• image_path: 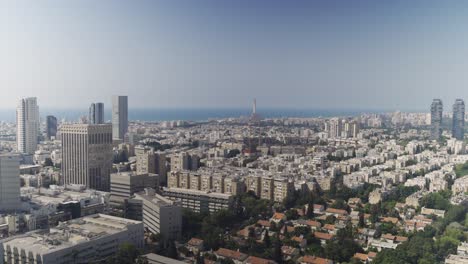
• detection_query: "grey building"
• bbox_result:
[0,154,20,212]
[110,171,159,207]
[112,95,128,140]
[430,99,443,140]
[46,115,58,140]
[89,102,104,124]
[452,99,465,140]
[61,124,113,191]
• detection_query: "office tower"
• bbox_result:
[0,214,144,264]
[16,97,40,154]
[0,154,20,212]
[46,115,58,140]
[89,102,104,124]
[112,95,128,140]
[61,124,113,191]
[452,99,465,140]
[430,99,443,140]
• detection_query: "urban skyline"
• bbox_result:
[3,2,468,264]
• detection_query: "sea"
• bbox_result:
[0,108,398,123]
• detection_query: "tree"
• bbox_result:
[272,233,283,263]
[264,231,271,248]
[44,158,54,167]
[161,240,178,259]
[114,243,140,264]
[227,149,240,158]
[306,200,315,218]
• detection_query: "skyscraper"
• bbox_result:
[16,97,40,154]
[61,124,113,191]
[112,96,128,140]
[430,99,443,140]
[0,154,20,212]
[89,102,104,124]
[452,99,465,140]
[46,115,58,140]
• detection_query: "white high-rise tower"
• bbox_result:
[17,97,40,154]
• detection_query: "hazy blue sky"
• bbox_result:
[1,1,468,111]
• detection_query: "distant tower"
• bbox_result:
[430,99,443,140]
[253,98,257,115]
[46,115,58,140]
[112,96,128,140]
[452,99,465,140]
[17,97,40,154]
[89,102,104,124]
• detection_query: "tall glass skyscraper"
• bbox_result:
[430,99,443,140]
[89,102,104,124]
[452,99,465,140]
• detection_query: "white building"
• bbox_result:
[17,98,40,154]
[132,188,182,240]
[0,214,144,264]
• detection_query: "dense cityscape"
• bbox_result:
[0,96,466,264]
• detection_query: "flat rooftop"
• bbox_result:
[0,214,141,255]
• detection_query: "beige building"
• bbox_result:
[135,146,167,184]
[61,124,113,191]
[273,178,295,202]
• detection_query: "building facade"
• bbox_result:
[0,154,20,212]
[61,124,113,191]
[17,97,39,154]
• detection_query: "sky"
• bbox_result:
[1,0,468,111]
